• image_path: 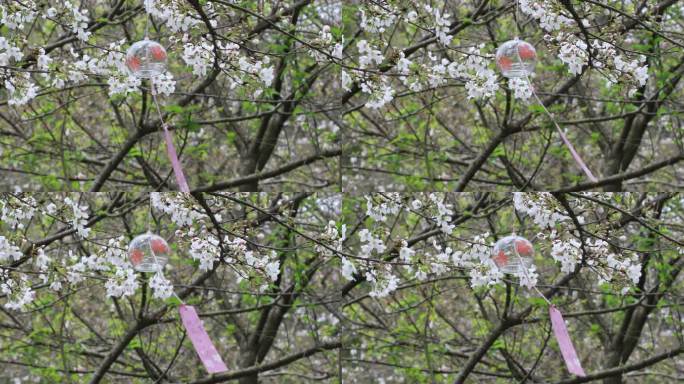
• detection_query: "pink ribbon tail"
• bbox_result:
[162,125,190,192]
[554,126,599,183]
[179,305,228,374]
[549,305,586,377]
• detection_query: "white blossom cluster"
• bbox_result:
[1,274,35,310]
[104,40,142,97]
[442,234,502,288]
[614,55,649,88]
[347,5,502,105]
[423,4,452,45]
[309,25,343,62]
[151,192,205,227]
[64,197,91,238]
[34,248,50,281]
[189,235,221,271]
[144,0,202,33]
[357,198,540,291]
[58,40,154,98]
[63,254,82,286]
[513,192,570,228]
[36,48,53,77]
[237,55,275,97]
[398,241,415,269]
[5,72,39,106]
[518,264,539,289]
[180,37,274,97]
[359,3,397,33]
[447,45,500,100]
[202,235,279,290]
[34,247,61,292]
[0,196,36,229]
[0,1,37,30]
[361,78,395,109]
[520,0,573,32]
[365,195,401,222]
[105,267,139,298]
[341,224,395,296]
[316,221,353,280]
[341,256,357,281]
[344,194,658,297]
[199,235,281,288]
[0,236,22,263]
[358,228,387,258]
[104,236,139,298]
[428,193,455,234]
[588,238,642,286]
[349,40,395,109]
[245,249,281,284]
[62,239,137,294]
[544,227,643,289]
[520,1,649,89]
[317,220,347,260]
[181,39,221,77]
[365,264,399,298]
[557,37,588,76]
[150,271,174,299]
[151,72,177,96]
[63,1,91,41]
[0,36,24,66]
[510,77,534,101]
[550,236,582,273]
[428,241,451,276]
[108,74,142,97]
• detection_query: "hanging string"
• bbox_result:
[144,13,150,40]
[512,42,599,182]
[512,243,551,304]
[525,79,598,182]
[515,0,521,35]
[512,244,586,377]
[150,83,191,192]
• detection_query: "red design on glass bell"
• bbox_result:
[491,235,535,274]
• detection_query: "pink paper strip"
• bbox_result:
[549,305,586,377]
[554,126,599,183]
[162,124,190,193]
[179,304,228,373]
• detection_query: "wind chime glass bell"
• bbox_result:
[128,233,170,272]
[496,38,537,78]
[125,39,167,78]
[491,235,534,274]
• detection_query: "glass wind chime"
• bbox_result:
[125,33,190,192]
[128,233,170,272]
[495,37,598,183]
[127,232,228,374]
[492,234,534,274]
[491,235,586,377]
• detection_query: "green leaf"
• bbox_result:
[165,295,182,307]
